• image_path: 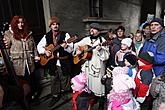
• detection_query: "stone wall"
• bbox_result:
[49,0,141,37]
[49,0,89,37]
[103,0,141,34]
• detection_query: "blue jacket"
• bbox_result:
[140,28,165,76]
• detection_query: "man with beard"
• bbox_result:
[37,16,73,107]
[73,23,109,110]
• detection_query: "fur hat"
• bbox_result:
[71,72,87,92]
[121,38,132,47]
[112,67,129,77]
[124,53,137,66]
[150,18,164,27]
[48,16,60,27]
[138,51,154,65]
[90,23,103,31]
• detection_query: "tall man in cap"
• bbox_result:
[73,23,109,110]
[140,18,165,76]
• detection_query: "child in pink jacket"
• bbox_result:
[107,67,140,110]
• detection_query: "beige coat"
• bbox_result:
[4,30,37,76]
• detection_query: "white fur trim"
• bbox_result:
[136,97,145,103]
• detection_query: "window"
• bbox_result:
[89,0,103,18]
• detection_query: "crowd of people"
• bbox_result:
[0,15,165,110]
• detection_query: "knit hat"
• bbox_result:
[138,51,154,65]
[142,22,150,29]
[112,67,129,77]
[150,18,164,27]
[124,53,137,66]
[71,72,87,92]
[90,23,103,31]
[121,38,132,47]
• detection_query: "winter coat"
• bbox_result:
[150,76,165,110]
[115,49,136,66]
[134,64,154,103]
[4,30,37,76]
[140,28,165,76]
[72,91,95,110]
[107,73,139,110]
[108,37,122,67]
[73,36,109,96]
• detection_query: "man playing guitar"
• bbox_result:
[73,23,109,110]
[37,16,74,107]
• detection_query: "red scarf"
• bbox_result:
[72,91,82,110]
[138,64,153,70]
[135,64,153,83]
[134,64,153,96]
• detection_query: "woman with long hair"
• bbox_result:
[4,15,39,110]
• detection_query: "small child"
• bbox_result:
[134,51,155,110]
[150,70,165,110]
[71,72,95,110]
[107,67,140,110]
[123,53,138,79]
[101,67,113,95]
[115,38,136,66]
[101,68,113,110]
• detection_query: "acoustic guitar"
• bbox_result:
[40,36,77,66]
[73,41,109,64]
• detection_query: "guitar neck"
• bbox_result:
[84,41,108,52]
[50,36,77,53]
[85,45,97,52]
[51,45,61,53]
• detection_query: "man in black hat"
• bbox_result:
[140,18,165,76]
[73,22,109,110]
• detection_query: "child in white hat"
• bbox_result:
[115,38,136,66]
